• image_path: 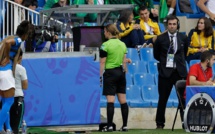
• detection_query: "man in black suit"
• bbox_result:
[153,15,188,129]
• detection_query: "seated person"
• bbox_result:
[185,50,215,98]
[116,10,145,48]
[186,17,214,64]
[131,0,158,22]
[135,5,161,46]
[73,0,97,22]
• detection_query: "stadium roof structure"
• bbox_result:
[39,4,135,26]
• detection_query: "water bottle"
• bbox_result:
[22,120,27,134]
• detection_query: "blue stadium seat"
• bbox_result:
[127,61,148,74]
[134,73,155,86]
[141,85,158,107]
[127,48,140,61]
[186,61,189,72]
[148,61,158,74]
[176,0,204,18]
[155,73,158,85]
[213,64,215,74]
[139,48,156,62]
[158,23,165,33]
[189,59,200,67]
[190,0,205,14]
[126,85,151,107]
[126,73,133,86]
[168,87,179,107]
[142,85,173,107]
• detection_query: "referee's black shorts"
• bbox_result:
[103,66,126,96]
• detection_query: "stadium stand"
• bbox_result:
[126,85,151,107]
[142,85,173,107]
[147,61,158,74]
[155,73,158,85]
[127,48,140,61]
[186,61,189,72]
[189,59,200,67]
[133,73,155,86]
[139,48,156,62]
[176,0,204,18]
[158,23,165,33]
[127,61,148,74]
[126,73,133,86]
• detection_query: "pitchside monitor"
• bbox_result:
[72,26,106,51]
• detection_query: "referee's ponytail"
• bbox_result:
[105,24,120,38]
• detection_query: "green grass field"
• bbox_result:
[28,127,188,134]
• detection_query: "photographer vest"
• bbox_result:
[0,36,21,76]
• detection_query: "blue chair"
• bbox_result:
[126,85,151,107]
[213,64,215,74]
[191,0,205,14]
[127,61,148,74]
[148,61,158,74]
[142,85,173,107]
[155,73,158,85]
[158,23,165,33]
[127,48,140,61]
[133,73,155,86]
[189,59,200,67]
[168,87,179,107]
[141,85,159,107]
[126,73,133,86]
[139,48,156,62]
[176,0,204,18]
[186,61,189,72]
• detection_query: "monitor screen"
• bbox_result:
[72,26,105,51]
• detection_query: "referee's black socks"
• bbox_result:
[121,103,128,127]
[107,102,114,128]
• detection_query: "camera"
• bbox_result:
[25,24,61,52]
[34,25,61,43]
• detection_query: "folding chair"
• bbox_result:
[172,80,186,131]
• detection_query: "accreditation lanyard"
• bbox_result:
[200,63,209,81]
[198,35,208,48]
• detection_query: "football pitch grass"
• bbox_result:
[28,127,188,134]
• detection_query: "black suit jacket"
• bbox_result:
[153,32,189,78]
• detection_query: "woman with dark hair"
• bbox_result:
[100,24,129,132]
[186,17,214,64]
[116,10,145,48]
[0,20,30,134]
